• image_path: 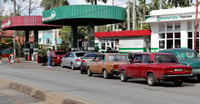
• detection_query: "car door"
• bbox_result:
[140,54,151,78]
[66,53,75,67]
[126,55,142,78]
[95,54,105,73]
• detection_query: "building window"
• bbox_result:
[101,43,105,50]
[188,21,193,30]
[167,22,173,31]
[175,33,181,48]
[159,23,165,32]
[159,40,165,49]
[175,21,180,31]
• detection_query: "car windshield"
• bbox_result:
[55,52,65,55]
[154,54,178,63]
[177,52,197,60]
[76,52,86,57]
[108,55,128,62]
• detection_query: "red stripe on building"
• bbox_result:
[95,30,151,37]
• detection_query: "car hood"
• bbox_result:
[179,58,200,69]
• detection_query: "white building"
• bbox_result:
[146,6,200,53]
[95,30,151,53]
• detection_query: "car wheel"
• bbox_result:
[61,61,64,68]
[80,70,84,74]
[87,67,92,76]
[196,76,200,80]
[120,70,127,82]
[147,73,157,86]
[103,70,109,79]
[174,81,183,86]
[71,63,74,70]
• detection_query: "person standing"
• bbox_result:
[9,52,14,65]
[47,48,51,67]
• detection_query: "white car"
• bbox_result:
[61,51,87,70]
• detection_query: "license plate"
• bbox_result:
[174,69,183,71]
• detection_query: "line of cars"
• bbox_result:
[40,48,200,86]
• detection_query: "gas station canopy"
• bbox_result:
[42,5,126,26]
[1,16,62,30]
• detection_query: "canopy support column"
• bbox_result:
[88,22,95,52]
[71,25,78,51]
[24,30,30,60]
[33,30,39,61]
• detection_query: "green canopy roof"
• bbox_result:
[42,5,126,26]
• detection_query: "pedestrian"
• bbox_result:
[9,52,14,65]
[47,48,51,67]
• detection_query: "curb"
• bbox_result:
[0,79,96,104]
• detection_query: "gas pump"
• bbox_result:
[33,48,38,61]
[24,48,30,60]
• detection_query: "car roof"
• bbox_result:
[135,52,175,56]
[159,48,195,53]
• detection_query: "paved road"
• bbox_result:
[0,62,200,104]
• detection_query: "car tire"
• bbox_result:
[174,81,183,86]
[61,61,64,68]
[196,76,200,80]
[71,63,74,70]
[80,70,84,74]
[103,70,109,79]
[120,70,127,82]
[147,73,157,86]
[87,67,92,76]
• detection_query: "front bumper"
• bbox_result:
[192,69,200,76]
[162,74,193,80]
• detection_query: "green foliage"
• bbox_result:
[41,0,69,10]
[38,48,47,56]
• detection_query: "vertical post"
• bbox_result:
[194,0,198,50]
[33,30,38,61]
[112,0,115,31]
[127,0,130,30]
[132,0,136,30]
[24,30,30,60]
[13,31,16,57]
[88,22,95,52]
[159,0,162,9]
[71,25,78,51]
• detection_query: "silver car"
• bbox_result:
[61,51,87,70]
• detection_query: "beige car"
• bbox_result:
[87,53,129,79]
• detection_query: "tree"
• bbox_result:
[86,0,108,5]
[168,0,192,7]
[41,0,69,10]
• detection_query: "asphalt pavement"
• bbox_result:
[0,59,200,104]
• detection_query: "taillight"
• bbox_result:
[185,68,192,73]
[165,68,174,74]
[113,65,119,69]
[76,59,81,62]
[81,60,86,63]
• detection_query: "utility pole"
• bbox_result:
[127,0,130,30]
[132,0,136,30]
[194,0,198,51]
[13,0,16,57]
[159,0,162,9]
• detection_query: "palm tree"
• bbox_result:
[168,0,192,7]
[86,0,108,5]
[41,0,69,10]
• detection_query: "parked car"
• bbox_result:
[119,53,193,86]
[160,48,200,80]
[87,53,129,79]
[51,50,66,66]
[0,49,12,58]
[61,51,87,70]
[80,53,101,74]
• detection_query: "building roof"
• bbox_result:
[95,30,151,38]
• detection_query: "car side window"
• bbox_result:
[69,53,74,58]
[142,55,150,63]
[133,55,142,63]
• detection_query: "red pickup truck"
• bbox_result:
[119,53,193,86]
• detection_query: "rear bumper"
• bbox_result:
[162,74,193,80]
